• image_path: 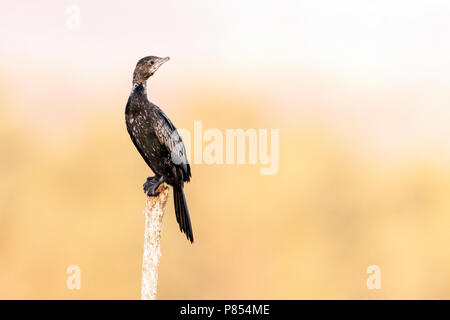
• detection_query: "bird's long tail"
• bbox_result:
[173,185,194,243]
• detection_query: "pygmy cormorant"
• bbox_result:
[125,56,193,243]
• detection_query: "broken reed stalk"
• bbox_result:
[141,183,169,300]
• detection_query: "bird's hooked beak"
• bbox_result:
[153,56,170,71]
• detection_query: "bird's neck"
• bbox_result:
[132,81,147,95]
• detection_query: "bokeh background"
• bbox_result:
[1,0,449,299]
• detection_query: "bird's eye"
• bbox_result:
[150,61,155,65]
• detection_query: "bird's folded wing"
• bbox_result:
[153,107,190,178]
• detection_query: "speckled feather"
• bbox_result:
[125,85,190,183]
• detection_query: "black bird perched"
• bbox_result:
[125,56,193,243]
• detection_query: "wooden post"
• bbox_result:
[141,183,169,300]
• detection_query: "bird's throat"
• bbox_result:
[132,82,147,95]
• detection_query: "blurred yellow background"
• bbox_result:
[0,0,449,299]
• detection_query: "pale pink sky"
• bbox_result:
[1,0,449,157]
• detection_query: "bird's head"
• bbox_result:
[133,56,170,86]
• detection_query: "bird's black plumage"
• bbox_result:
[125,56,193,242]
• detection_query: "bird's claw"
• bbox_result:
[143,176,163,197]
[146,188,160,197]
[143,176,155,192]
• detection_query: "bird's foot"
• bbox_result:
[143,176,164,197]
[143,176,155,191]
